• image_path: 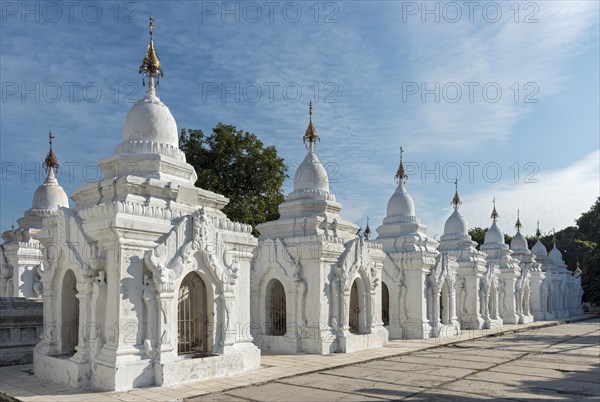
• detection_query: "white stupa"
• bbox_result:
[376,148,458,340]
[252,103,387,354]
[439,182,499,330]
[509,213,551,321]
[33,17,260,391]
[547,235,572,318]
[480,200,523,325]
[1,132,69,299]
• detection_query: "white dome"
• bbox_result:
[293,150,329,192]
[386,184,416,217]
[510,232,528,251]
[123,91,178,148]
[444,210,468,236]
[531,240,547,257]
[32,169,69,211]
[484,222,504,244]
[549,245,563,264]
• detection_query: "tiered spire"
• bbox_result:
[139,16,163,92]
[42,130,58,173]
[303,101,319,150]
[364,217,371,240]
[515,209,522,232]
[451,179,462,211]
[395,146,407,184]
[536,221,541,238]
[490,197,499,223]
[574,258,582,277]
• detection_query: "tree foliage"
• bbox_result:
[179,124,287,236]
[576,198,600,304]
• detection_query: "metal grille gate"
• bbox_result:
[349,281,359,334]
[382,282,390,326]
[178,273,207,355]
[267,279,286,335]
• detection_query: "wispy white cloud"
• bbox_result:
[1,1,598,235]
[427,150,600,237]
[394,1,599,149]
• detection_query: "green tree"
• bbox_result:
[576,198,600,304]
[469,227,486,247]
[179,124,288,236]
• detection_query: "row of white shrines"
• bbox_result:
[0,21,583,392]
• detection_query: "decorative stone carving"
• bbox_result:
[336,238,373,292]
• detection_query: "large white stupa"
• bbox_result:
[32,17,260,391]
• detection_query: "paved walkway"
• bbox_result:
[197,318,600,401]
[1,317,598,401]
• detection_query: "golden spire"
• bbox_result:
[574,258,582,277]
[452,179,462,210]
[395,146,407,184]
[490,197,499,223]
[303,101,320,149]
[536,220,541,238]
[139,16,163,90]
[515,209,522,232]
[42,130,58,172]
[364,217,371,240]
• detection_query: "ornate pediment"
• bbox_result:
[335,238,378,291]
[428,253,449,292]
[252,238,302,288]
[144,208,248,292]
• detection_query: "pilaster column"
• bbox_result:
[156,281,176,361]
[72,272,94,363]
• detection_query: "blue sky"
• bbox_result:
[1,1,599,240]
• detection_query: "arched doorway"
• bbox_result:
[61,269,78,355]
[266,279,286,335]
[440,284,449,325]
[488,282,498,320]
[178,272,208,355]
[381,282,389,326]
[349,279,366,334]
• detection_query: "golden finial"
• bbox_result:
[42,130,58,172]
[536,220,541,238]
[452,179,462,210]
[574,257,583,277]
[303,101,320,149]
[139,16,163,90]
[515,209,522,232]
[364,217,371,240]
[490,197,499,223]
[395,146,407,184]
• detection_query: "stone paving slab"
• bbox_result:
[0,315,597,401]
[225,381,384,401]
[387,354,501,370]
[357,359,475,378]
[489,362,600,383]
[278,373,424,400]
[322,366,452,389]
[403,388,502,401]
